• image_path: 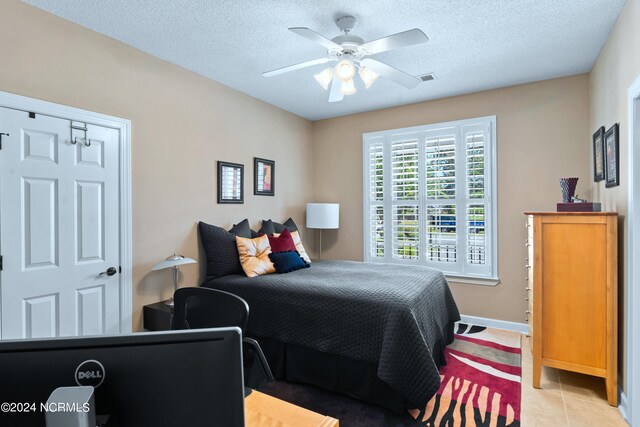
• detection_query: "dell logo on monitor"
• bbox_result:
[75,360,105,388]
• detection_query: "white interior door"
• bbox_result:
[0,107,121,339]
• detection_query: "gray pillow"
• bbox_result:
[261,217,299,235]
[258,219,276,236]
[274,217,299,234]
[228,218,254,238]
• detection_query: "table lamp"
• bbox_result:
[306,203,339,259]
[151,254,197,306]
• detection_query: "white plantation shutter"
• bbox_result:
[392,205,419,259]
[426,204,457,263]
[466,130,486,266]
[462,124,492,276]
[369,141,384,202]
[467,204,485,265]
[366,138,385,260]
[425,134,456,200]
[391,138,419,260]
[466,131,485,199]
[391,139,419,201]
[370,206,384,258]
[424,131,459,269]
[363,117,496,280]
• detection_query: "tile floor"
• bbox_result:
[520,335,628,426]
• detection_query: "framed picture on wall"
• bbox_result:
[217,161,244,204]
[254,157,275,196]
[592,126,605,182]
[604,123,620,188]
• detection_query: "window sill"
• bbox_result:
[444,275,500,286]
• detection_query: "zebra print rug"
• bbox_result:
[409,323,522,426]
[258,323,522,426]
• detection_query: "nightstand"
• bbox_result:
[143,302,173,331]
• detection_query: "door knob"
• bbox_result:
[100,267,117,277]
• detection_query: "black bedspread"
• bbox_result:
[202,260,460,407]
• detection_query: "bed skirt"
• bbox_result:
[254,320,455,414]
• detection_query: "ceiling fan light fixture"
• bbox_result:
[335,59,356,81]
[340,78,357,96]
[314,67,334,90]
[359,66,379,89]
[263,18,430,103]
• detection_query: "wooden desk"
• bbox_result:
[245,390,339,427]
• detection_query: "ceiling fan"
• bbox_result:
[263,16,429,102]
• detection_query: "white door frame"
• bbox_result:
[626,75,640,426]
[0,90,132,334]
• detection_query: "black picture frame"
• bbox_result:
[604,124,620,188]
[253,157,275,196]
[217,161,244,204]
[593,126,605,182]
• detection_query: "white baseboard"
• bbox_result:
[618,387,629,424]
[460,315,529,334]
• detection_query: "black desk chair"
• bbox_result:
[171,287,274,392]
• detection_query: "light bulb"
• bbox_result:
[335,59,356,81]
[314,68,334,90]
[340,79,357,96]
[359,66,380,89]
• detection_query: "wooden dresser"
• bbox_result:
[524,212,618,406]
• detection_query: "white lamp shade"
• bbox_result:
[151,254,197,271]
[359,66,380,89]
[340,79,357,96]
[314,68,334,90]
[306,203,340,229]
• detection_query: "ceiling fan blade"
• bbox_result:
[328,77,344,103]
[262,57,331,77]
[360,58,421,89]
[361,29,429,55]
[289,27,342,50]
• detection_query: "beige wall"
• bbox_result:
[2,0,625,346]
[589,0,640,393]
[0,0,314,331]
[312,75,590,323]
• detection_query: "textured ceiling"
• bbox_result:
[24,0,624,121]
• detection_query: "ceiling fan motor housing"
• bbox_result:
[331,17,365,60]
[329,38,366,61]
[336,15,356,33]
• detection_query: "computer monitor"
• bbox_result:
[0,328,245,427]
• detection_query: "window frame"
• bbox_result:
[362,116,498,283]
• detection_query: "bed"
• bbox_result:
[201,259,460,412]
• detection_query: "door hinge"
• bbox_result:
[28,112,36,119]
[0,132,9,150]
[0,255,3,271]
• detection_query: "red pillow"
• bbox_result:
[268,228,296,253]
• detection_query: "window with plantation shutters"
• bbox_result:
[363,116,497,281]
